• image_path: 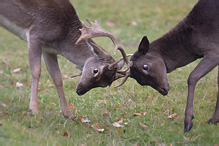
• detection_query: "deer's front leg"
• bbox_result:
[208,65,219,124]
[184,56,218,132]
[43,51,75,120]
[28,39,42,114]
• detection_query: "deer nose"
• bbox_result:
[76,84,86,96]
[160,87,169,96]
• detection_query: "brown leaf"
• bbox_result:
[63,132,71,138]
[203,120,208,124]
[168,113,179,118]
[26,81,31,86]
[68,104,74,109]
[121,113,128,116]
[117,129,122,133]
[139,122,148,129]
[163,110,169,115]
[97,100,108,104]
[43,89,49,93]
[22,111,27,115]
[50,102,56,106]
[132,113,142,117]
[39,116,43,120]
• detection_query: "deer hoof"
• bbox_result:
[184,122,193,132]
[184,115,194,132]
[28,108,39,114]
[207,117,219,124]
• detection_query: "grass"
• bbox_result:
[1,0,218,145]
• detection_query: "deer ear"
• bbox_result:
[138,36,149,55]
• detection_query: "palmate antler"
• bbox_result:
[75,18,132,73]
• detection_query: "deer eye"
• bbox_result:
[93,69,99,74]
[142,65,148,70]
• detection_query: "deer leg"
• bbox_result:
[28,39,42,114]
[208,65,219,124]
[184,56,218,132]
[42,51,75,120]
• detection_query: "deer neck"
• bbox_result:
[150,19,202,73]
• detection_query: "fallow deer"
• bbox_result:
[0,0,130,119]
[118,0,219,132]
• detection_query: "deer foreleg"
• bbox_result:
[208,65,219,124]
[184,56,218,132]
[28,38,42,114]
[43,51,75,120]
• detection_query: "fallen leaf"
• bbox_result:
[63,132,71,138]
[11,68,22,73]
[22,111,27,115]
[50,102,56,106]
[97,100,108,103]
[116,119,124,124]
[139,122,148,129]
[26,81,31,86]
[49,108,53,111]
[81,118,91,123]
[2,103,7,108]
[132,113,142,117]
[90,124,105,132]
[68,104,74,109]
[43,89,49,93]
[203,120,208,124]
[48,84,53,87]
[39,117,43,120]
[16,82,23,87]
[121,113,128,116]
[3,115,8,119]
[163,110,169,115]
[113,122,124,128]
[168,113,179,118]
[131,21,138,26]
[117,129,122,133]
[63,75,68,79]
[86,134,93,137]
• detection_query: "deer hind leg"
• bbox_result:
[208,65,219,124]
[42,51,75,120]
[28,38,42,114]
[184,55,219,132]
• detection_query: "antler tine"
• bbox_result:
[114,72,130,88]
[71,72,82,78]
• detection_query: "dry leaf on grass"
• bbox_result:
[11,68,22,73]
[81,118,91,123]
[50,102,56,106]
[16,82,23,87]
[139,122,148,129]
[168,113,179,118]
[2,103,7,108]
[97,100,108,104]
[68,104,74,109]
[113,119,124,128]
[133,112,147,117]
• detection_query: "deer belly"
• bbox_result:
[0,15,29,41]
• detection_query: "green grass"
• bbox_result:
[1,0,218,145]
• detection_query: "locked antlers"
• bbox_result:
[75,18,132,86]
[76,18,132,71]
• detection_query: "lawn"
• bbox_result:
[0,0,218,145]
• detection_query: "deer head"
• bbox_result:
[115,36,170,95]
[73,18,131,95]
